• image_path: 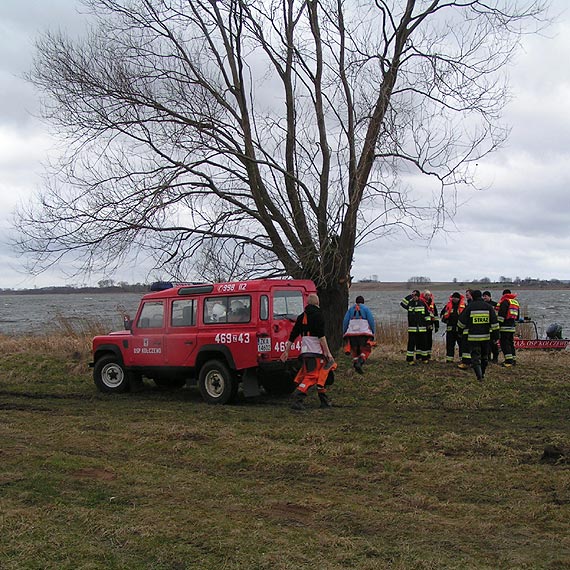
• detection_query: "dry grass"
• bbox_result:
[1,332,570,569]
[0,332,89,354]
[51,312,112,338]
[0,315,108,361]
[377,317,409,348]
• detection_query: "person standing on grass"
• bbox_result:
[440,292,466,363]
[421,290,439,361]
[281,293,335,410]
[457,288,475,369]
[343,295,376,374]
[496,288,520,367]
[457,289,500,381]
[482,290,500,364]
[400,289,430,364]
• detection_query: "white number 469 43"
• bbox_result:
[215,333,250,344]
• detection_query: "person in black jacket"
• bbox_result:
[457,288,475,369]
[482,291,500,363]
[440,292,465,363]
[400,289,430,364]
[496,289,521,367]
[281,293,335,410]
[458,290,500,381]
[421,290,439,361]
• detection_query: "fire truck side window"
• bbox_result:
[273,290,303,320]
[172,299,196,327]
[260,295,269,320]
[228,296,251,323]
[137,301,164,328]
[204,296,251,324]
[204,298,228,323]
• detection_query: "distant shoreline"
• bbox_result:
[0,286,147,296]
[351,282,570,292]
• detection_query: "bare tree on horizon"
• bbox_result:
[15,0,550,350]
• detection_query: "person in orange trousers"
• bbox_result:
[342,295,376,374]
[280,293,335,410]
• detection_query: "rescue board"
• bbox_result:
[514,338,570,350]
[513,320,570,350]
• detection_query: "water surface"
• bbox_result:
[1,288,568,340]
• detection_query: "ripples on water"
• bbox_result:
[0,293,143,336]
[1,289,569,340]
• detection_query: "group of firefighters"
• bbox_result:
[401,288,521,377]
[281,287,520,410]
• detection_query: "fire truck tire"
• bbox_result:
[198,360,237,404]
[93,355,129,393]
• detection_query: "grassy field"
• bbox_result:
[1,333,570,570]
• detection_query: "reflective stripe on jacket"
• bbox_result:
[458,299,500,342]
[400,295,429,332]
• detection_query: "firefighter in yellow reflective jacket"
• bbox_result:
[421,290,439,361]
[400,289,430,364]
[457,288,474,369]
[496,288,520,367]
[482,291,500,363]
[457,289,500,381]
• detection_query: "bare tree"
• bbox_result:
[15,0,549,350]
[407,276,431,285]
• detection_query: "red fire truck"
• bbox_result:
[91,279,317,404]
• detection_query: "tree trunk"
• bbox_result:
[318,280,350,356]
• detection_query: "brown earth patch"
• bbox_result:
[72,467,117,481]
[265,501,315,525]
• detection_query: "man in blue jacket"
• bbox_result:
[343,295,376,374]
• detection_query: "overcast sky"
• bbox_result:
[1,1,569,289]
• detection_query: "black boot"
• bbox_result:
[318,392,332,409]
[290,390,306,411]
[473,365,483,381]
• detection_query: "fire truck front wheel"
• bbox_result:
[93,355,129,393]
[198,360,237,404]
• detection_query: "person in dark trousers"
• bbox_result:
[457,289,500,381]
[281,293,335,410]
[400,289,430,364]
[457,288,474,369]
[343,295,376,374]
[421,290,439,361]
[482,290,500,363]
[496,288,520,367]
[440,292,466,363]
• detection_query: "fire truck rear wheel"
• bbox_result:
[198,360,237,404]
[93,355,129,393]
